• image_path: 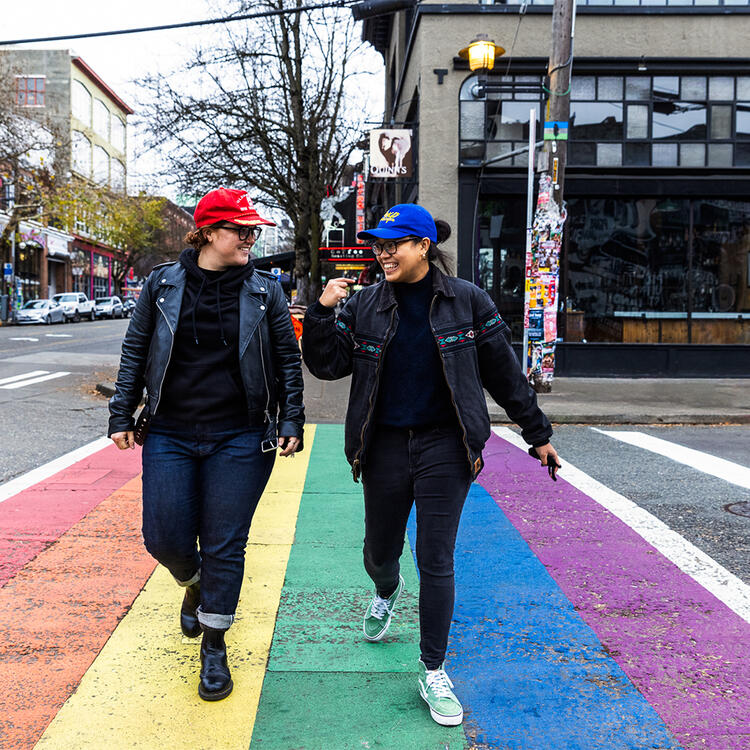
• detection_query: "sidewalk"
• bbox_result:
[98,371,750,425]
[1,424,748,749]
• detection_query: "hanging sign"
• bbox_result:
[369,129,413,178]
[523,173,566,390]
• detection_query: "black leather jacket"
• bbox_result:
[108,261,304,448]
[302,267,551,480]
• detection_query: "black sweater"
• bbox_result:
[157,248,256,427]
[374,269,456,428]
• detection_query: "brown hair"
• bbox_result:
[428,219,454,275]
[183,226,213,250]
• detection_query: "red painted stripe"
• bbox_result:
[0,474,156,750]
[0,444,142,587]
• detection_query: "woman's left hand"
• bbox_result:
[534,442,561,480]
[278,436,300,457]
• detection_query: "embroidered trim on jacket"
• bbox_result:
[336,318,353,338]
[476,312,502,338]
[353,338,382,359]
[436,329,475,349]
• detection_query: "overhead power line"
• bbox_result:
[0,1,359,46]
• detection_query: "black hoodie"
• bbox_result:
[156,248,258,427]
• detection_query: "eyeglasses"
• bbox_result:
[215,224,262,242]
[371,237,420,257]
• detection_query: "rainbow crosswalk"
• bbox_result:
[0,424,748,749]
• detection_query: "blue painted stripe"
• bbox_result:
[407,483,682,749]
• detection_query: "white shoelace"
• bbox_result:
[370,595,391,620]
[425,668,455,698]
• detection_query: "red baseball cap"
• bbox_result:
[194,187,276,228]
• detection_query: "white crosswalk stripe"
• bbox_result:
[493,426,750,624]
[0,370,49,386]
[0,371,71,389]
[594,429,750,491]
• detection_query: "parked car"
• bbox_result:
[95,295,124,319]
[16,299,66,325]
[51,292,96,322]
[122,297,136,317]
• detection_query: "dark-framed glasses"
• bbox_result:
[217,223,262,242]
[371,237,420,257]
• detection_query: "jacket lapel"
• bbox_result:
[153,263,185,334]
[239,272,270,358]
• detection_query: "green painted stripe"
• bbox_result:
[250,424,468,749]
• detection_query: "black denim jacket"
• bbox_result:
[302,266,552,481]
[108,260,305,449]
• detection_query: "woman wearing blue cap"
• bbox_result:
[302,203,559,726]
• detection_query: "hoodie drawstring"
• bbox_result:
[192,276,206,346]
[216,280,228,347]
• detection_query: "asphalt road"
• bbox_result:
[0,316,125,483]
[0,316,748,587]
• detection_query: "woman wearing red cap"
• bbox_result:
[109,187,304,701]
[302,203,558,726]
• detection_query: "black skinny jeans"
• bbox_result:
[362,424,472,669]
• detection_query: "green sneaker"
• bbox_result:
[363,575,404,642]
[417,660,464,726]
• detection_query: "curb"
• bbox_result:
[96,382,115,398]
[488,411,750,425]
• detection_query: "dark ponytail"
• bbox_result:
[428,219,454,275]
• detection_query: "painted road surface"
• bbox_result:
[0,424,747,749]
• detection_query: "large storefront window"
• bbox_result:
[478,197,750,344]
[566,198,750,343]
[460,72,750,168]
[71,249,90,295]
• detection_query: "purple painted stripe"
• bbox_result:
[478,432,750,750]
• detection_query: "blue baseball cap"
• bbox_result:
[357,203,437,242]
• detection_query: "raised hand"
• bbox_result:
[319,278,355,309]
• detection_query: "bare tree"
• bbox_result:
[139,0,375,303]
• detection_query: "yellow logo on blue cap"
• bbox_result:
[381,211,400,223]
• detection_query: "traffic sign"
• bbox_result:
[3,263,11,278]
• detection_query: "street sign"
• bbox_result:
[3,263,12,278]
[271,267,282,277]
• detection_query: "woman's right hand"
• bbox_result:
[111,431,135,450]
[319,278,355,308]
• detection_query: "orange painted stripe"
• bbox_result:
[0,474,155,750]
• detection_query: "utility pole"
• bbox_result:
[543,0,576,205]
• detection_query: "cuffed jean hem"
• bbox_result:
[197,607,234,631]
[174,569,201,587]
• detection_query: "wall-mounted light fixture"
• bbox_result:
[638,55,647,72]
[458,34,505,73]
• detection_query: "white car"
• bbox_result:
[95,296,124,319]
[16,299,66,325]
[51,292,96,322]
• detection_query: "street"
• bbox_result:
[0,321,748,749]
[0,318,124,482]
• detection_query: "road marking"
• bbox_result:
[493,426,750,624]
[0,371,70,389]
[594,428,750,491]
[44,333,73,338]
[0,436,112,504]
[35,426,316,750]
[9,337,39,341]
[0,370,49,386]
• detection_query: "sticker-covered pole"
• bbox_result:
[521,107,537,377]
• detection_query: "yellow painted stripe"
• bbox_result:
[35,425,316,750]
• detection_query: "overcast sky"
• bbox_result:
[2,1,384,200]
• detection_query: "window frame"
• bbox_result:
[15,76,45,107]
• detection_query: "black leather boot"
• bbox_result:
[180,582,201,638]
[198,627,233,701]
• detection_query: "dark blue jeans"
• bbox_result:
[141,419,275,630]
[361,424,472,669]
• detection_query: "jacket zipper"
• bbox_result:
[429,294,473,474]
[352,306,397,481]
[153,299,175,414]
[258,325,272,424]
